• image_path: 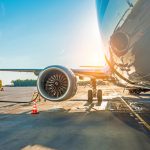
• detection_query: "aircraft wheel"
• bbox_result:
[135,89,141,94]
[129,89,134,94]
[129,89,141,95]
[88,90,93,103]
[97,89,102,105]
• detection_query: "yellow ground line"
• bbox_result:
[110,85,150,131]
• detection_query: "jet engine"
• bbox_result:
[37,65,77,101]
[110,31,129,56]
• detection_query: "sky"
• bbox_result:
[0,0,105,85]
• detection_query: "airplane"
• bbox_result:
[96,0,150,94]
[0,0,150,104]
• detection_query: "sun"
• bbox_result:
[91,52,106,66]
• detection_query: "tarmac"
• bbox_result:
[0,85,150,150]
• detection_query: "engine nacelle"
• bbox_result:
[110,31,129,56]
[37,65,77,101]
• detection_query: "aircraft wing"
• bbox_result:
[72,67,111,79]
[0,69,42,72]
[0,67,111,79]
[0,69,42,76]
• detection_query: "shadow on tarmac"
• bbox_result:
[0,109,150,150]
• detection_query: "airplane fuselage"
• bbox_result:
[96,0,150,85]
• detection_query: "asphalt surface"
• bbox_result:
[0,86,150,150]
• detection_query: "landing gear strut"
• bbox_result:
[87,79,103,105]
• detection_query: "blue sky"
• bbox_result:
[0,0,104,85]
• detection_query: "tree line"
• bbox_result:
[11,79,37,87]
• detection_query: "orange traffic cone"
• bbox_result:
[31,102,39,114]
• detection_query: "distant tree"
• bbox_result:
[11,79,37,87]
[77,80,106,86]
[77,80,90,86]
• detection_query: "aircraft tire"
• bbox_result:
[88,90,93,103]
[97,89,102,105]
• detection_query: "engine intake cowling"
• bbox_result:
[110,31,129,56]
[37,65,77,101]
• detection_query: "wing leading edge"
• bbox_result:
[0,66,111,79]
[0,69,42,76]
